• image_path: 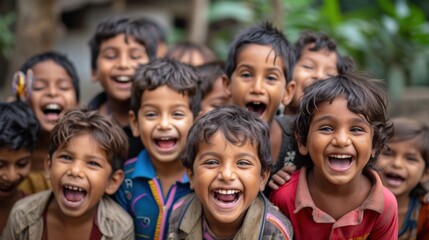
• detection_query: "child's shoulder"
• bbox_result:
[98,196,134,226]
[264,196,294,239]
[12,190,51,214]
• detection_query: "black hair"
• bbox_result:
[181,105,272,174]
[294,73,392,169]
[225,21,295,83]
[20,51,81,102]
[195,60,225,99]
[165,41,216,66]
[0,101,39,151]
[131,58,198,117]
[88,16,158,70]
[294,31,355,74]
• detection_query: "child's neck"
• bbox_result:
[31,130,50,171]
[103,98,131,127]
[395,193,411,231]
[151,158,186,198]
[205,215,242,240]
[47,197,96,239]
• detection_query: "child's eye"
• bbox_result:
[350,127,364,133]
[380,149,393,157]
[240,72,252,78]
[319,126,333,132]
[237,160,252,167]
[59,154,72,160]
[88,161,101,167]
[16,158,30,168]
[266,75,278,82]
[302,64,313,70]
[204,159,219,166]
[32,81,47,91]
[144,112,157,118]
[172,111,185,118]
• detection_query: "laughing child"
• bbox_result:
[3,108,133,240]
[376,117,429,239]
[0,101,38,235]
[114,58,197,239]
[270,73,398,239]
[224,22,296,177]
[19,51,80,194]
[88,16,157,159]
[168,105,293,239]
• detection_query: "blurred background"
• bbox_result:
[0,0,428,122]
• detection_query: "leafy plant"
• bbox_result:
[0,12,15,58]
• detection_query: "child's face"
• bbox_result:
[298,96,374,185]
[27,60,78,132]
[188,132,269,231]
[92,34,149,102]
[130,85,194,164]
[228,44,289,123]
[46,133,123,218]
[199,76,229,117]
[376,139,429,198]
[0,148,31,200]
[291,45,338,108]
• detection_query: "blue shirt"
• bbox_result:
[115,150,191,240]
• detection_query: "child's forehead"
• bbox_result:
[236,44,286,70]
[140,86,191,107]
[101,33,145,48]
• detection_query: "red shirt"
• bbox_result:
[270,167,398,240]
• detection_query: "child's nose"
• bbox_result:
[46,85,58,97]
[332,130,351,147]
[218,164,236,181]
[68,161,85,178]
[251,77,265,95]
[118,55,131,69]
[158,115,172,130]
[3,167,20,182]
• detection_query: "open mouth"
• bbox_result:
[385,173,405,186]
[328,154,352,171]
[42,103,63,121]
[246,102,266,116]
[212,189,241,205]
[112,75,133,84]
[0,183,14,193]
[154,137,178,149]
[63,184,87,204]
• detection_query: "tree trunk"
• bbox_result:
[271,0,283,29]
[7,0,61,82]
[189,0,209,44]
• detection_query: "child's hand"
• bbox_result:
[268,162,297,190]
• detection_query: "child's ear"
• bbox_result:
[105,169,125,195]
[91,69,99,83]
[298,142,308,156]
[282,81,296,106]
[420,168,429,185]
[129,110,140,137]
[44,156,52,179]
[223,75,231,98]
[186,168,194,190]
[259,168,271,191]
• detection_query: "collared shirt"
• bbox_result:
[167,192,293,240]
[270,167,398,240]
[115,150,191,240]
[2,190,134,240]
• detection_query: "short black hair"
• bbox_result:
[20,51,81,102]
[294,31,355,74]
[0,101,39,151]
[195,60,225,99]
[181,105,272,174]
[225,21,294,83]
[130,58,198,117]
[88,16,158,70]
[165,41,217,65]
[294,73,392,169]
[48,108,128,173]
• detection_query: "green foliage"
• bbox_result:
[0,12,15,58]
[208,0,429,100]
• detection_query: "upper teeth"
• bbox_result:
[159,137,173,140]
[45,103,60,110]
[216,189,239,195]
[330,155,351,159]
[116,76,131,82]
[252,102,261,105]
[65,185,84,192]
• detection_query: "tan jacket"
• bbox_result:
[2,190,134,240]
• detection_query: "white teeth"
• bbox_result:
[329,154,352,159]
[253,101,261,105]
[216,189,239,195]
[45,103,61,110]
[160,137,172,140]
[116,76,131,82]
[65,185,84,192]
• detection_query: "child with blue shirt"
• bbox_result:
[115,58,198,239]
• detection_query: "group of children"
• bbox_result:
[1,14,428,240]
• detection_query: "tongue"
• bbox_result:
[216,193,236,203]
[247,104,265,116]
[157,139,176,149]
[64,189,85,202]
[329,158,351,171]
[45,113,60,121]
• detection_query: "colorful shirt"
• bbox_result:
[399,196,429,240]
[2,190,134,240]
[270,167,398,240]
[167,192,293,240]
[115,150,192,240]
